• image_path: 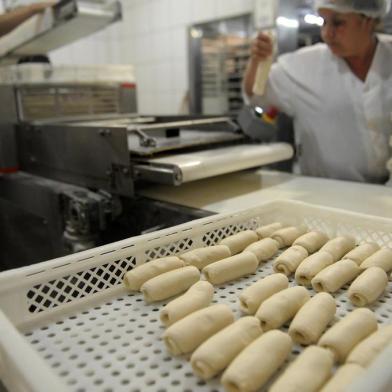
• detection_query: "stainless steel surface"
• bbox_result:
[139,169,392,218]
[17,121,134,196]
[0,0,122,59]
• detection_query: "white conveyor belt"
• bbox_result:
[136,143,293,184]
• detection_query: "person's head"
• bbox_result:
[315,0,391,57]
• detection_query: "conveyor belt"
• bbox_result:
[133,143,294,185]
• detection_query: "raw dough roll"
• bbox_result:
[293,231,329,254]
[271,225,307,248]
[320,236,356,262]
[256,222,284,239]
[180,245,231,270]
[203,252,258,285]
[255,286,310,331]
[320,364,364,392]
[160,281,214,327]
[220,230,258,255]
[348,267,388,307]
[318,308,378,363]
[239,273,289,315]
[295,251,334,287]
[346,325,392,367]
[221,330,292,392]
[311,259,361,293]
[123,256,185,291]
[269,346,334,392]
[244,238,279,264]
[141,266,200,303]
[289,292,336,345]
[190,317,263,380]
[163,304,234,355]
[343,242,380,265]
[360,248,392,272]
[273,245,309,276]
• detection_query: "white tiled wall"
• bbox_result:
[50,0,255,114]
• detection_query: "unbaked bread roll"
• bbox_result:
[256,286,310,331]
[239,273,289,315]
[311,259,361,293]
[180,245,231,270]
[271,225,307,248]
[295,251,334,287]
[269,346,334,392]
[123,256,185,291]
[320,236,356,262]
[190,317,262,380]
[163,304,234,355]
[220,230,258,255]
[343,242,380,265]
[348,267,388,307]
[293,231,329,254]
[141,266,200,303]
[320,364,365,392]
[256,222,284,239]
[360,248,392,272]
[160,281,214,327]
[346,325,392,367]
[221,330,292,392]
[318,308,378,363]
[273,245,309,276]
[244,238,279,264]
[203,252,258,285]
[289,292,336,345]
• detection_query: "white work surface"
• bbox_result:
[139,169,392,217]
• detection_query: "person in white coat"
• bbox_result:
[243,0,392,184]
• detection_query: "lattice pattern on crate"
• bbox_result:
[145,238,193,261]
[302,216,334,236]
[336,223,392,248]
[26,257,136,314]
[202,219,258,246]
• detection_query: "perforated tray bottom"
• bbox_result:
[25,259,392,392]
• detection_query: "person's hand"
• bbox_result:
[28,1,56,15]
[250,32,273,64]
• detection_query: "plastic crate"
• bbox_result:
[0,200,392,392]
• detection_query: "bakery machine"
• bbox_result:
[0,1,294,270]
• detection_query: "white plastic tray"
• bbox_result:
[1,200,392,392]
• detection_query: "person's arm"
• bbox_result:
[243,32,274,99]
[0,2,55,38]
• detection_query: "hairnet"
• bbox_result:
[315,0,391,18]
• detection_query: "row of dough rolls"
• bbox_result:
[311,259,361,293]
[360,247,392,272]
[160,281,214,327]
[123,256,185,291]
[239,273,289,315]
[256,286,310,331]
[180,245,231,270]
[269,346,334,392]
[221,330,292,392]
[163,304,234,355]
[321,325,392,391]
[202,252,258,285]
[141,265,200,303]
[190,316,262,380]
[318,308,378,363]
[348,266,388,306]
[289,292,336,345]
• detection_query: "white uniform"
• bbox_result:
[250,36,392,183]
